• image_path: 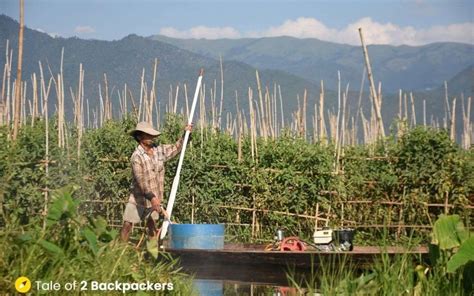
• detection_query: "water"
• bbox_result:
[193,280,300,296]
[183,261,309,296]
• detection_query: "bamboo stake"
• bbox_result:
[1,40,9,121]
[319,81,326,144]
[444,81,451,128]
[173,84,179,115]
[12,0,24,141]
[273,84,277,137]
[255,70,267,139]
[423,99,426,127]
[218,55,224,129]
[358,28,385,138]
[410,92,416,126]
[314,203,319,231]
[77,63,84,160]
[278,85,284,130]
[6,47,13,133]
[21,81,26,126]
[150,58,159,123]
[39,61,50,229]
[124,83,128,117]
[464,97,471,149]
[336,71,341,148]
[398,90,402,120]
[248,87,255,162]
[450,98,456,141]
[354,67,366,135]
[31,73,38,125]
[138,68,145,121]
[184,83,189,120]
[303,88,307,140]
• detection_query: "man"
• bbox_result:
[120,121,192,242]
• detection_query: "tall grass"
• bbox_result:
[287,217,472,295]
[0,187,194,295]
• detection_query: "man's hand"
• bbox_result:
[150,197,161,213]
[184,124,193,133]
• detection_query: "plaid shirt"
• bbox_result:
[128,137,184,207]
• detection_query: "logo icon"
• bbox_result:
[15,276,31,293]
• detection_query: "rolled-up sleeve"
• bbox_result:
[131,157,155,201]
[163,136,185,161]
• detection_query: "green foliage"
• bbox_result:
[429,214,473,292]
[447,237,474,273]
[0,186,192,295]
[289,215,472,295]
[1,116,473,293]
[1,118,472,246]
[432,214,469,250]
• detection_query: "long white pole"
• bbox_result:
[161,69,204,239]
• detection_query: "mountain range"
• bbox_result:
[150,34,474,94]
[0,14,472,135]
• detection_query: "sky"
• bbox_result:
[1,0,473,45]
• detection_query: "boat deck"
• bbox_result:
[160,243,429,284]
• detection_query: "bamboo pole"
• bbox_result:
[423,99,426,127]
[138,68,145,121]
[354,67,366,136]
[336,71,341,148]
[1,40,9,124]
[21,81,27,126]
[6,47,13,133]
[278,85,284,130]
[314,203,319,231]
[255,70,267,139]
[31,73,38,125]
[398,90,402,121]
[463,97,471,149]
[444,81,451,129]
[358,28,385,138]
[248,87,255,162]
[450,98,456,141]
[410,92,416,126]
[184,83,189,120]
[319,81,326,144]
[77,63,84,160]
[39,61,50,229]
[150,58,159,123]
[218,55,224,129]
[12,0,24,141]
[124,83,128,117]
[173,84,179,115]
[303,88,307,140]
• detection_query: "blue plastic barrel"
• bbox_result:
[169,224,224,249]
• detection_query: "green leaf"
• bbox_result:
[47,189,79,226]
[83,228,99,255]
[15,233,33,243]
[38,239,64,256]
[146,240,159,259]
[432,214,468,250]
[447,236,474,273]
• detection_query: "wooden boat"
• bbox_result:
[160,243,429,285]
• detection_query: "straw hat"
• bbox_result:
[129,121,161,137]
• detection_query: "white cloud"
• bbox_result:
[160,17,474,45]
[74,25,96,34]
[160,26,241,39]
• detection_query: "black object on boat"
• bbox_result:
[334,228,355,251]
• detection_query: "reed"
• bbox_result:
[0,34,471,155]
